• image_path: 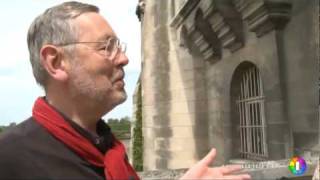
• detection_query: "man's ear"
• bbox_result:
[40,45,69,82]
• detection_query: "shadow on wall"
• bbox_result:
[151,0,172,169]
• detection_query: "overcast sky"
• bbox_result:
[0,0,141,125]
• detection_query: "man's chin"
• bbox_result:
[114,91,127,105]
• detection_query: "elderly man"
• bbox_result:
[0,1,250,180]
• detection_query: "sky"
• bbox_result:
[0,0,141,126]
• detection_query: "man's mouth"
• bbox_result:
[113,70,125,88]
[115,79,125,88]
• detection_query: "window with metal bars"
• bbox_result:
[236,66,268,160]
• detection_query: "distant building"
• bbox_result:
[135,0,319,174]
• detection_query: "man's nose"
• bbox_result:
[114,52,129,66]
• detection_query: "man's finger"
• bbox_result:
[201,148,216,166]
[220,164,242,175]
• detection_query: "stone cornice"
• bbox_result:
[234,0,292,37]
[136,0,145,22]
[199,0,244,52]
[170,0,200,29]
[171,0,247,61]
[199,0,216,19]
[186,25,216,60]
[206,9,243,52]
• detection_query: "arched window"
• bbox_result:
[231,62,268,160]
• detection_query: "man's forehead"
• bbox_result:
[97,34,117,41]
[74,12,116,41]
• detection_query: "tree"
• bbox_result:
[132,83,143,171]
[107,117,131,139]
[120,116,130,123]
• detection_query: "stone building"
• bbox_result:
[135,0,319,175]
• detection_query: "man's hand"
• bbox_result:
[180,148,251,180]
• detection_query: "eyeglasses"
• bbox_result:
[55,37,126,60]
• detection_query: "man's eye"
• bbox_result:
[98,46,106,51]
[106,44,114,52]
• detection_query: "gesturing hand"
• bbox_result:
[180,148,251,180]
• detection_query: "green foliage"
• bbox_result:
[108,116,131,139]
[0,125,13,134]
[132,83,143,171]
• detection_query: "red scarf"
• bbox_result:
[32,97,140,180]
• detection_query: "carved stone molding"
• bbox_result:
[136,0,146,22]
[199,0,244,52]
[170,0,200,29]
[172,0,246,61]
[233,0,292,37]
[208,10,243,52]
[186,25,216,60]
[172,0,221,61]
[200,0,216,19]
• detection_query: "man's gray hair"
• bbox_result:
[27,1,99,88]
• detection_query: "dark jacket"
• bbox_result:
[0,117,110,180]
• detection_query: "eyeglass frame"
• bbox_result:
[53,36,126,60]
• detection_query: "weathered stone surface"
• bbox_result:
[138,169,187,179]
[313,164,319,180]
[138,0,319,171]
[138,158,318,180]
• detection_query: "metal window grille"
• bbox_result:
[236,66,268,160]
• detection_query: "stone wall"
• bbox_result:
[138,158,318,180]
[139,0,319,171]
[141,0,209,170]
[313,164,319,180]
[280,0,319,157]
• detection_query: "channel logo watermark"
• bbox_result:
[288,156,307,176]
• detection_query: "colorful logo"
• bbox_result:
[288,156,307,175]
